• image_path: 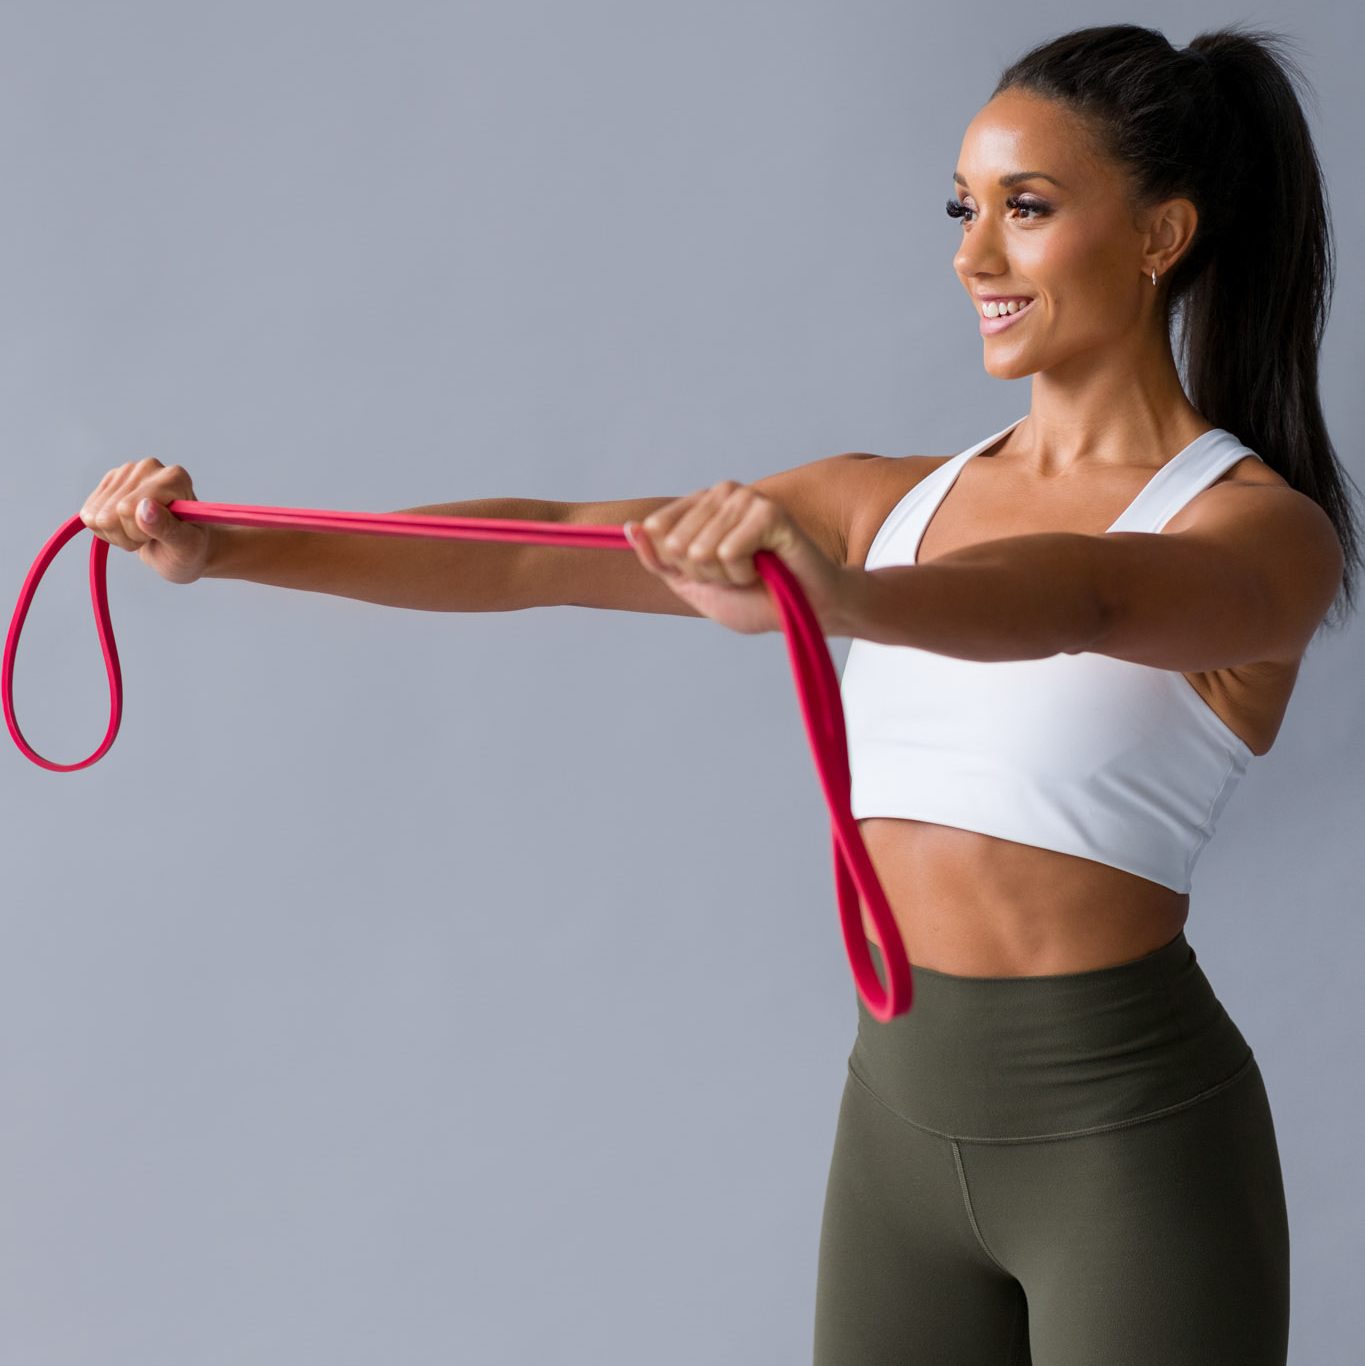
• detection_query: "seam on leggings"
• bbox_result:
[951,1139,1012,1278]
[845,1049,1257,1146]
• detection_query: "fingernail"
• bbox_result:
[623,521,636,547]
[139,498,158,523]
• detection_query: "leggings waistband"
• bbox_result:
[851,930,1255,1143]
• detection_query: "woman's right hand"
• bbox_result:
[79,457,213,585]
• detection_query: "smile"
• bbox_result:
[979,297,1036,336]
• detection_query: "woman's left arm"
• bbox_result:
[838,482,1344,670]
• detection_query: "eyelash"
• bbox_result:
[945,194,1050,223]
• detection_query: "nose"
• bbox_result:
[953,215,1007,280]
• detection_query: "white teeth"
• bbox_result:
[982,297,1033,318]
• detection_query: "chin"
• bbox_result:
[983,352,1042,381]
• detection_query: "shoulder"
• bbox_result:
[751,448,957,569]
[748,450,887,568]
[1161,449,1292,526]
[840,452,957,571]
[1164,454,1345,641]
[748,451,877,567]
[1168,447,1327,539]
[1219,452,1290,489]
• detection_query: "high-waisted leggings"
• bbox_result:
[812,930,1290,1364]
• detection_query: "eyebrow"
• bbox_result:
[952,170,1066,189]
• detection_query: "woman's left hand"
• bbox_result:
[623,481,858,637]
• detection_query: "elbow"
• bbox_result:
[1066,593,1114,656]
[1065,537,1118,656]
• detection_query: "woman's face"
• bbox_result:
[950,89,1194,380]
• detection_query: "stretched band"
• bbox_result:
[4,500,914,1019]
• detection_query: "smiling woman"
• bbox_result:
[811,20,1359,1366]
[54,16,1356,1361]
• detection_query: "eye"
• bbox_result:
[945,194,1050,223]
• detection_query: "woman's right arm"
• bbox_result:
[199,494,686,615]
[90,450,875,617]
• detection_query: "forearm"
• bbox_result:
[201,496,565,612]
[838,532,1109,660]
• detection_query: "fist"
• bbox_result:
[623,480,854,636]
[79,457,211,585]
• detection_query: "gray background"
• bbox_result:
[2,3,1361,1362]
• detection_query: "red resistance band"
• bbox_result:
[4,501,915,1019]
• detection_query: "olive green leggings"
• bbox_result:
[813,931,1290,1364]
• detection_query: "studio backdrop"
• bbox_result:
[2,3,1361,1363]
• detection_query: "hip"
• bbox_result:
[850,928,1254,1142]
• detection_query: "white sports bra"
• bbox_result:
[838,416,1263,894]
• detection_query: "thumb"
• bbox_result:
[137,497,180,538]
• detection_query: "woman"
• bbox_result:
[80,21,1356,1366]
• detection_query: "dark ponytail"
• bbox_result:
[993,23,1361,635]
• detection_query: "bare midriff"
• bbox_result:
[855,817,1191,977]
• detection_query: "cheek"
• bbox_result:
[1026,226,1079,270]
[1022,230,1126,313]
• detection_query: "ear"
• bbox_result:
[1143,194,1199,276]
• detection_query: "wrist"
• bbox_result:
[201,524,251,580]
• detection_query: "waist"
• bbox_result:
[856,816,1190,975]
[850,929,1255,1142]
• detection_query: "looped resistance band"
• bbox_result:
[5,500,914,1020]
